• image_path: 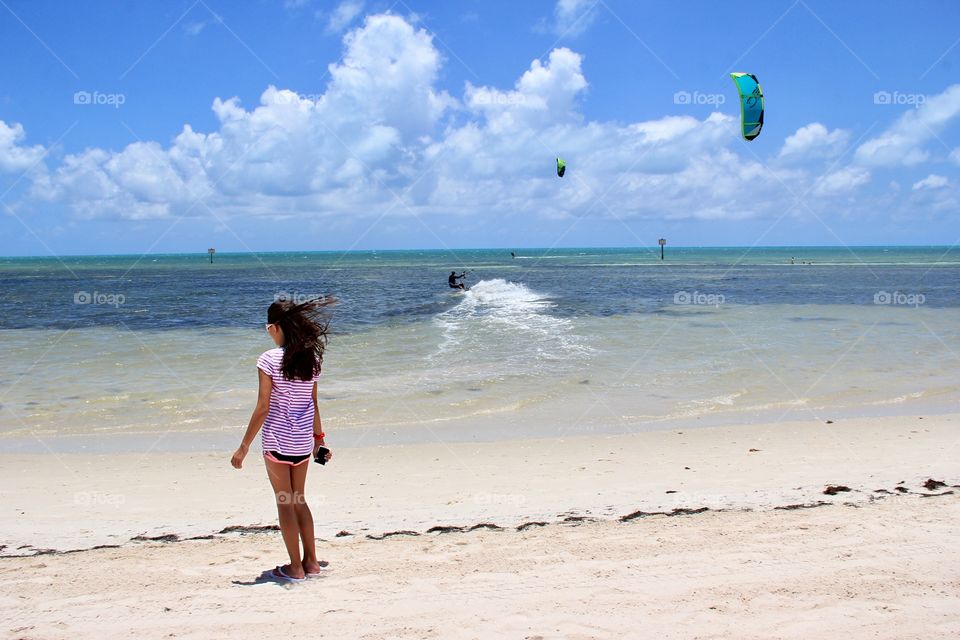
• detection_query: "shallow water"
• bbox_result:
[1,247,958,452]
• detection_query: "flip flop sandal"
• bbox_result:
[272,565,305,583]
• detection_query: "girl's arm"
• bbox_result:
[231,369,273,469]
[313,382,332,462]
[312,381,325,445]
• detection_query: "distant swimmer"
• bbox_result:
[448,271,467,290]
[511,252,516,259]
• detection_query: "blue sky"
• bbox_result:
[1,0,959,255]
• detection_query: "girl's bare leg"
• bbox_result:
[264,457,305,579]
[290,460,321,573]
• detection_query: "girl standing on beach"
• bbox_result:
[231,299,333,583]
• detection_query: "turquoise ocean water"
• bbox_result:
[1,246,958,452]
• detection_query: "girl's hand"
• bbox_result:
[231,444,248,469]
[316,441,333,463]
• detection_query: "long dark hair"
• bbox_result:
[267,298,332,381]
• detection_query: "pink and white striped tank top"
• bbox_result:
[257,348,319,456]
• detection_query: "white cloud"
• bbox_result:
[912,174,948,190]
[855,84,960,167]
[465,48,588,132]
[0,120,46,174]
[326,13,453,135]
[33,14,452,220]
[24,13,879,225]
[183,21,206,37]
[325,0,364,34]
[812,166,871,196]
[909,176,957,213]
[33,141,207,220]
[543,0,599,37]
[779,123,850,160]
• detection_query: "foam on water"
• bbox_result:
[433,279,589,368]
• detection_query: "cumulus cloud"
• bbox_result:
[32,139,210,220]
[855,84,960,167]
[325,0,363,34]
[31,14,453,219]
[779,123,850,160]
[17,12,890,226]
[325,14,453,135]
[812,166,871,196]
[0,120,47,174]
[542,0,599,38]
[465,48,588,132]
[912,174,949,190]
[909,175,956,213]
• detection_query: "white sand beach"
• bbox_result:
[5,1,960,637]
[2,414,959,638]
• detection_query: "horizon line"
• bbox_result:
[1,244,957,260]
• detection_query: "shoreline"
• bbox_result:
[2,396,957,454]
[2,413,957,554]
